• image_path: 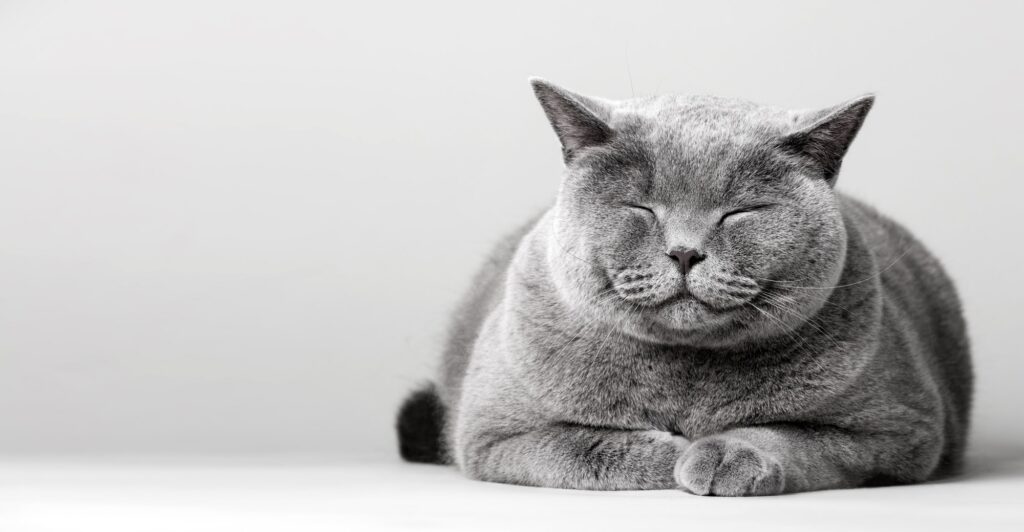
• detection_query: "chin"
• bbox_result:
[620,297,754,348]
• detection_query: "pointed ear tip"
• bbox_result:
[528,77,552,90]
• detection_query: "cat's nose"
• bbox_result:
[668,247,704,276]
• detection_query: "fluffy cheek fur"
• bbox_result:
[738,188,847,330]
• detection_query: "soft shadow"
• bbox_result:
[932,441,1024,484]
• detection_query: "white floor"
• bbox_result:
[3,449,1024,532]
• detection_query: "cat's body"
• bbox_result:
[397,81,971,495]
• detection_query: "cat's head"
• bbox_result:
[532,79,873,348]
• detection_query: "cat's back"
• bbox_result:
[840,193,972,472]
[438,210,546,408]
[839,193,966,345]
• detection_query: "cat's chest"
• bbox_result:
[522,342,834,439]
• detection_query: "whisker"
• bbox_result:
[759,294,844,352]
[744,301,806,347]
[542,289,632,361]
[755,245,913,291]
[770,288,856,317]
[551,233,606,269]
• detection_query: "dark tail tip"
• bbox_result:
[396,383,447,464]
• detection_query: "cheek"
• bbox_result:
[561,204,655,267]
[712,211,810,274]
[600,212,660,262]
[728,211,844,283]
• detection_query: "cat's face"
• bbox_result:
[533,81,872,347]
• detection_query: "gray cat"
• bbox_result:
[396,79,972,496]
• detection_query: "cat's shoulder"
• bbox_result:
[837,192,923,264]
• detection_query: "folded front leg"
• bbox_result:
[676,422,943,496]
[456,424,689,490]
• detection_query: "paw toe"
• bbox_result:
[675,436,785,496]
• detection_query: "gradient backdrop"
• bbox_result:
[1,0,1021,458]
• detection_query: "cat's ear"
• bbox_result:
[782,94,875,185]
[530,78,614,164]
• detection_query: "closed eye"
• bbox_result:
[720,204,773,225]
[625,204,655,216]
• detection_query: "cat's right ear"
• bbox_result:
[530,78,614,164]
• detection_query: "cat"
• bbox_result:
[396,78,972,496]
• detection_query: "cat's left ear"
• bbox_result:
[782,95,875,185]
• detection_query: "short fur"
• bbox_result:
[396,79,971,495]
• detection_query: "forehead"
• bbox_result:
[609,96,796,207]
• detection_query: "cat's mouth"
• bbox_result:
[609,268,761,313]
[687,272,762,311]
[600,269,768,345]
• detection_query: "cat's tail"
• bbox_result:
[396,382,449,464]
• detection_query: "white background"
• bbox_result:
[1,0,1022,462]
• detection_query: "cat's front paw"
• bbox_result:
[674,435,784,496]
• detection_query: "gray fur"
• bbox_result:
[421,79,971,495]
